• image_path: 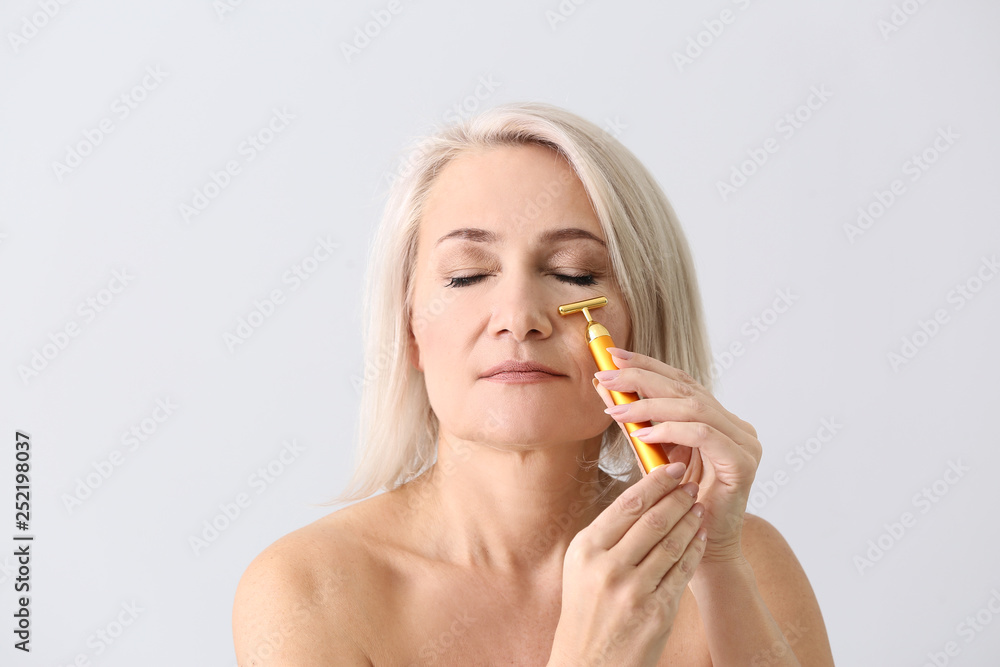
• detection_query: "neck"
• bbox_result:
[412,431,621,576]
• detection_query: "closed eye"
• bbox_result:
[446,273,598,288]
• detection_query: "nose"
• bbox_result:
[488,267,554,342]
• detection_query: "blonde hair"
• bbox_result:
[331,101,712,505]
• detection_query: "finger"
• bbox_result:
[635,502,704,591]
[585,461,687,551]
[629,421,759,473]
[651,522,707,597]
[597,367,693,405]
[592,378,631,439]
[605,395,758,457]
[607,347,698,388]
[593,378,691,468]
[606,348,759,439]
[613,482,699,566]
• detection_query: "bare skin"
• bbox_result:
[234,473,711,665]
[233,144,835,666]
[232,480,817,665]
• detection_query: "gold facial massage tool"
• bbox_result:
[558,296,670,475]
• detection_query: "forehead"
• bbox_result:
[418,143,604,245]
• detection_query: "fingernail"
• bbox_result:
[692,503,705,517]
[662,461,686,478]
[604,405,629,416]
[606,347,633,359]
[631,426,653,438]
[682,483,699,498]
[594,370,620,382]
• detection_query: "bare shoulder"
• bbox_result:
[739,512,836,666]
[232,500,385,666]
[741,512,799,562]
[740,512,816,597]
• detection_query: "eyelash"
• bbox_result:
[446,273,598,288]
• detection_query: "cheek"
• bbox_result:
[417,339,460,422]
[411,303,465,392]
[605,304,631,348]
[411,283,466,333]
[411,327,443,376]
[566,347,616,411]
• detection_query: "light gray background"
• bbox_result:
[2,0,998,665]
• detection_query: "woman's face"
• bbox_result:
[408,143,631,450]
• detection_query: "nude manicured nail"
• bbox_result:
[662,462,686,478]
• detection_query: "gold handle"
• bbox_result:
[590,333,670,474]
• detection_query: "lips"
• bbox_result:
[480,360,563,378]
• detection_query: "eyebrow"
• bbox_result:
[434,227,606,248]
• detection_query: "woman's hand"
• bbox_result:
[548,462,706,667]
[593,347,762,564]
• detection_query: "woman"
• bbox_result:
[232,102,835,666]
